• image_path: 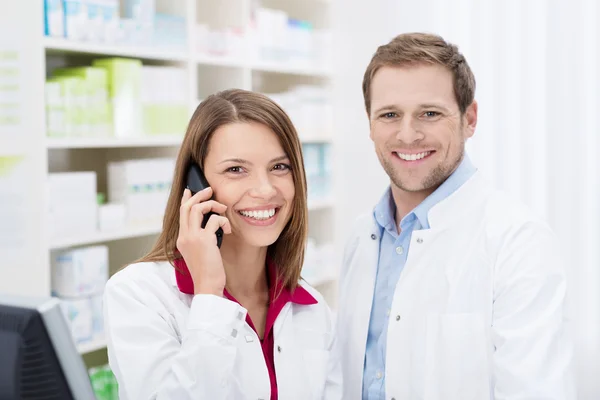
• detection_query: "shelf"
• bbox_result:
[46,135,184,149]
[49,223,162,250]
[195,54,247,69]
[77,337,107,355]
[252,61,332,78]
[194,53,332,77]
[301,136,333,144]
[44,37,189,62]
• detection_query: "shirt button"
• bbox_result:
[395,246,403,255]
[386,309,390,316]
[376,371,383,379]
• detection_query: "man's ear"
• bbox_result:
[463,100,478,139]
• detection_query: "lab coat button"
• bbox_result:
[395,246,403,255]
[371,234,377,240]
[416,237,423,244]
[277,345,282,353]
[395,315,401,321]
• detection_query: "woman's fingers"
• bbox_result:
[179,187,213,233]
[204,214,232,235]
[190,200,228,232]
[179,188,193,233]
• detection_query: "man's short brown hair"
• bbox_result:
[362,32,476,115]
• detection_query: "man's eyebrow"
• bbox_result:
[373,103,451,115]
[418,103,451,112]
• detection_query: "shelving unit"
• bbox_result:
[0,1,337,359]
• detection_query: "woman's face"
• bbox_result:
[202,122,295,248]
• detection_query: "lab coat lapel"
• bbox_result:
[343,220,380,395]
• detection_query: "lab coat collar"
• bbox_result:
[427,169,491,229]
[172,257,317,306]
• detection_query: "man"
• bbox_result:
[336,32,576,400]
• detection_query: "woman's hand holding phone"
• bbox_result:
[177,187,231,296]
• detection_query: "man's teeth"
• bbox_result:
[395,151,432,161]
[239,209,276,220]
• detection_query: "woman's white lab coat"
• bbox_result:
[336,171,576,400]
[103,261,342,400]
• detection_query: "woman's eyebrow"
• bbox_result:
[218,155,289,165]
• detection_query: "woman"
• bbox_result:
[103,89,342,399]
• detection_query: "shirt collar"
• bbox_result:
[173,257,317,306]
[374,154,477,230]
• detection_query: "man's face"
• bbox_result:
[368,64,477,194]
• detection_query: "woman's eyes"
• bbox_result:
[226,166,244,173]
[273,163,291,171]
[224,164,291,174]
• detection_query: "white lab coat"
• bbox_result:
[336,171,576,400]
[103,261,342,400]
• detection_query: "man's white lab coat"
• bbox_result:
[336,171,576,400]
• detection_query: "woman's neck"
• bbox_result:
[220,239,269,300]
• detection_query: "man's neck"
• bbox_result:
[390,184,436,229]
[220,238,269,300]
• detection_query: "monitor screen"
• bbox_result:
[0,294,97,399]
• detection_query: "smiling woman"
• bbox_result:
[101,89,342,400]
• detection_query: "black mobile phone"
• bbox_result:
[186,163,224,248]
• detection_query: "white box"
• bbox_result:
[47,172,98,238]
[44,0,65,38]
[108,158,174,224]
[64,0,89,41]
[98,202,126,231]
[51,245,109,297]
[59,297,93,344]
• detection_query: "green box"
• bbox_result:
[52,67,112,137]
[142,104,189,135]
[92,58,142,137]
[45,76,85,137]
[89,364,119,400]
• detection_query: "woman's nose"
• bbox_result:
[249,176,277,199]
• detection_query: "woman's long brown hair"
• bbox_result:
[134,89,309,292]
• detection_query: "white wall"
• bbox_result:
[333,1,600,398]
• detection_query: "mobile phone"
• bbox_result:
[186,162,224,248]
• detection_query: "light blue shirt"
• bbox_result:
[362,155,477,400]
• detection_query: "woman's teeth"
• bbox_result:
[395,151,432,161]
[239,209,276,220]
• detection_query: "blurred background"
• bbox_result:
[0,0,598,398]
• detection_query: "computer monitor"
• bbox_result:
[0,294,97,399]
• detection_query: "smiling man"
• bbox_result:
[336,32,576,400]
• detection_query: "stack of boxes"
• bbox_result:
[44,0,187,51]
[51,245,109,347]
[45,58,189,139]
[46,157,175,241]
[46,66,112,137]
[107,158,175,225]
